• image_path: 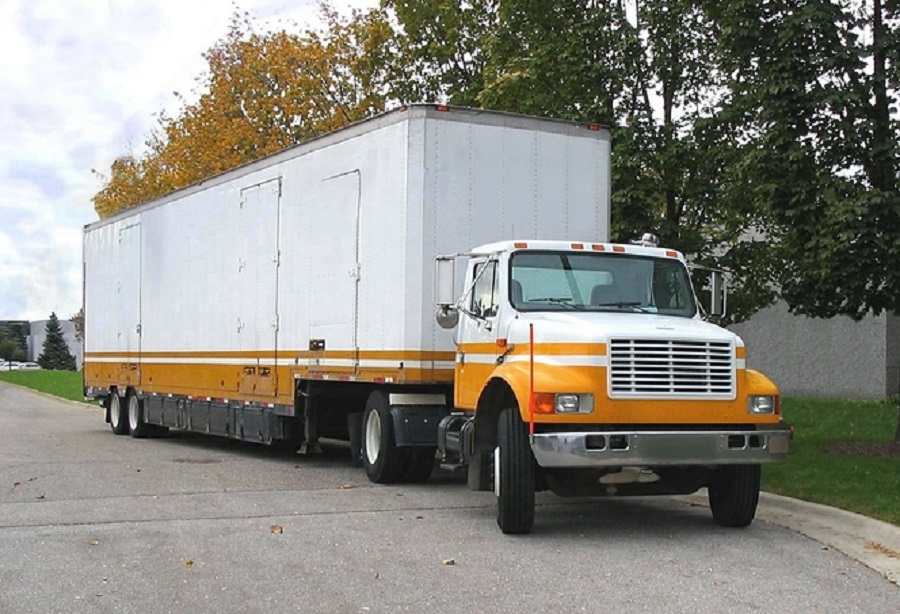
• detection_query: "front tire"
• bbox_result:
[109,391,129,435]
[708,465,761,528]
[495,407,535,534]
[402,447,436,483]
[127,392,152,438]
[361,391,406,484]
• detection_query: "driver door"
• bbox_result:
[455,259,500,409]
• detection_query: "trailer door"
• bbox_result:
[309,171,361,370]
[117,221,142,387]
[238,179,281,396]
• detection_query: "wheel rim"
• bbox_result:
[128,395,139,431]
[110,395,121,428]
[365,409,382,465]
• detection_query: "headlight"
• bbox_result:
[747,395,777,415]
[555,394,594,414]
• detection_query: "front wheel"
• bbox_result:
[109,392,128,435]
[361,391,406,483]
[495,407,535,534]
[708,465,761,528]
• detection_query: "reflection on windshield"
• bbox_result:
[510,251,697,317]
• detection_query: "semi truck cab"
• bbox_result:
[433,239,791,533]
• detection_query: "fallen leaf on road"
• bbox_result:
[186,560,193,569]
[88,540,100,546]
[13,482,20,487]
[270,524,284,534]
[441,559,455,566]
[865,540,900,559]
[340,484,354,489]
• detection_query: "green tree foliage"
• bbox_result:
[711,0,899,320]
[385,0,781,322]
[37,313,77,372]
[0,323,27,364]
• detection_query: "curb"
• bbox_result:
[0,380,97,411]
[679,491,900,587]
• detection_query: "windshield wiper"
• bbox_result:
[529,297,580,309]
[593,301,652,312]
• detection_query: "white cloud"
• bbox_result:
[0,0,375,321]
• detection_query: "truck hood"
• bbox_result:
[504,312,740,347]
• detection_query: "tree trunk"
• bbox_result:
[894,405,900,444]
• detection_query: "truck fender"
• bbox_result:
[472,361,597,451]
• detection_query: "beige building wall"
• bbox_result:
[730,303,899,399]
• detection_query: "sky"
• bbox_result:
[0,0,374,322]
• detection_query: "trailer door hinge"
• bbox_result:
[349,263,361,280]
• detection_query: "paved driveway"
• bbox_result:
[1,382,897,613]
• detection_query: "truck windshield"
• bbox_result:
[509,251,697,317]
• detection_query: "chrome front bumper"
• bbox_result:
[531,428,791,468]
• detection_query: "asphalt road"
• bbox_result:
[1,382,898,614]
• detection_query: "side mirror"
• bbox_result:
[434,256,456,307]
[709,271,726,318]
[435,306,460,329]
[434,256,459,329]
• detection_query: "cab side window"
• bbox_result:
[470,261,498,318]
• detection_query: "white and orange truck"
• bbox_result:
[84,105,789,534]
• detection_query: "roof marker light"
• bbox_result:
[612,246,626,253]
[592,244,605,251]
[666,250,678,258]
[571,243,584,250]
[514,242,528,249]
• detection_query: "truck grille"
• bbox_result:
[609,339,735,398]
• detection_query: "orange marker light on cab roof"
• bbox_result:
[591,244,605,251]
[612,245,626,253]
[435,105,450,112]
[571,243,584,250]
[587,124,601,131]
[514,242,528,249]
[666,250,678,258]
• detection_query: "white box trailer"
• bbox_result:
[85,104,789,534]
[84,104,610,443]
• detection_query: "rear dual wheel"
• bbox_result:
[361,391,435,484]
[109,392,129,435]
[127,391,153,438]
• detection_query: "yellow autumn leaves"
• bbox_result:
[92,4,394,219]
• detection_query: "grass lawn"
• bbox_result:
[0,369,86,403]
[763,397,900,526]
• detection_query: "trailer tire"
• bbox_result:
[127,392,152,438]
[402,447,436,483]
[708,465,760,528]
[495,407,535,534]
[362,391,406,484]
[109,391,129,435]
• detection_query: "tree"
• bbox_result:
[37,313,77,372]
[93,2,395,218]
[69,308,84,344]
[386,0,781,322]
[711,0,899,320]
[0,323,27,366]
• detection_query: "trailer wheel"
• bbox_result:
[127,392,152,438]
[109,391,129,435]
[708,465,761,528]
[362,391,406,483]
[402,447,436,483]
[495,407,535,534]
